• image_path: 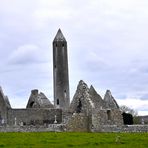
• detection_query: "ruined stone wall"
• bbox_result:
[0,100,7,124]
[66,113,91,132]
[26,90,54,108]
[111,109,123,125]
[7,108,62,126]
[91,125,148,132]
[0,125,147,132]
[89,86,107,109]
[0,124,65,132]
[70,81,94,115]
[0,88,11,124]
[92,109,123,131]
[62,111,73,124]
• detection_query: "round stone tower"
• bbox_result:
[53,29,70,110]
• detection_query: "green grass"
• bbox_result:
[0,132,147,148]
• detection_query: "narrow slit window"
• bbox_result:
[57,99,59,105]
[107,110,111,120]
[64,90,66,98]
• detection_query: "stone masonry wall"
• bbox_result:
[7,108,62,126]
[92,109,123,131]
[62,111,73,124]
[92,125,148,132]
[66,113,91,132]
[70,81,94,115]
[0,124,65,132]
[0,125,147,132]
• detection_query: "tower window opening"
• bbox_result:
[54,65,56,68]
[107,110,111,120]
[55,43,57,47]
[57,99,59,105]
[62,43,64,47]
[64,90,66,98]
[30,102,35,108]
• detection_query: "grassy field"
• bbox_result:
[0,132,147,148]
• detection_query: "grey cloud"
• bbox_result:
[7,44,47,65]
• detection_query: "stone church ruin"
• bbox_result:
[1,29,146,132]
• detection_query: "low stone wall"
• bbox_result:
[92,125,148,132]
[121,125,148,132]
[0,124,147,132]
[0,124,66,132]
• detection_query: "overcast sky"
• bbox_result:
[0,0,148,115]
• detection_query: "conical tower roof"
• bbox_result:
[53,29,66,41]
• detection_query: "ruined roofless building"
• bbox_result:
[0,29,124,132]
[53,29,70,110]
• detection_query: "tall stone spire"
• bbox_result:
[53,29,70,110]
